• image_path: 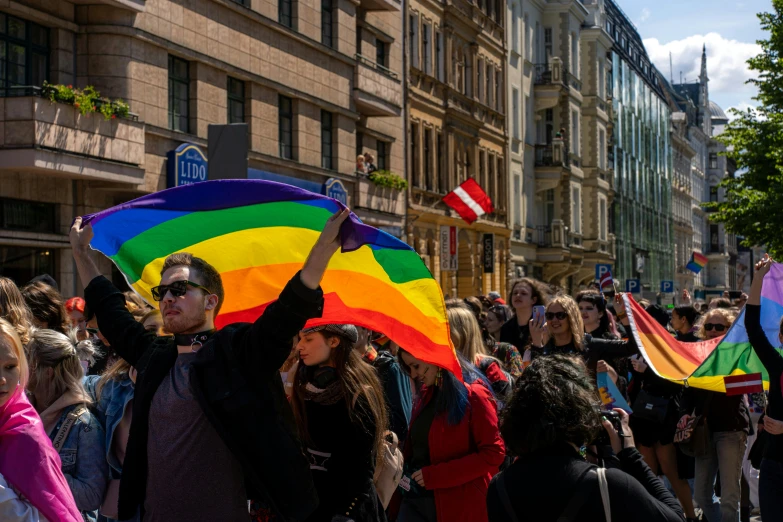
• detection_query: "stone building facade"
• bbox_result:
[0,0,405,296]
[406,0,509,298]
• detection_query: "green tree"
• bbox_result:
[709,0,783,257]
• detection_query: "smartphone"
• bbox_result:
[532,305,546,325]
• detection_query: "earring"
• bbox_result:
[435,368,443,387]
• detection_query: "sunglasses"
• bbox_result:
[704,323,727,332]
[545,312,568,321]
[86,327,99,335]
[150,280,212,301]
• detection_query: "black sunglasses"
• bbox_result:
[704,323,727,332]
[150,280,212,301]
[545,312,568,321]
[86,327,99,335]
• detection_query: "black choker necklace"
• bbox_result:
[174,329,216,351]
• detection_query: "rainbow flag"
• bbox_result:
[624,294,719,383]
[685,264,783,392]
[597,371,632,414]
[82,179,461,377]
[686,252,709,273]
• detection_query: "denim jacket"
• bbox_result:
[48,404,109,522]
[83,375,135,478]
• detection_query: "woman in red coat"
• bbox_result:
[396,351,505,522]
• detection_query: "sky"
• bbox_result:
[618,0,769,116]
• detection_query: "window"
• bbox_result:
[279,95,294,159]
[513,174,522,227]
[409,14,419,69]
[571,110,579,155]
[488,154,496,203]
[525,95,532,144]
[437,132,446,192]
[709,153,718,169]
[512,88,519,139]
[422,24,431,75]
[279,0,292,28]
[709,186,718,202]
[227,77,245,124]
[570,32,578,76]
[598,129,605,169]
[377,141,387,170]
[486,63,492,107]
[356,132,363,156]
[599,198,607,240]
[465,55,472,96]
[376,39,386,68]
[572,186,581,234]
[0,197,56,233]
[495,70,502,112]
[436,31,444,81]
[477,59,483,102]
[511,4,518,53]
[544,189,555,226]
[598,58,605,98]
[321,0,334,47]
[321,110,333,170]
[231,0,249,4]
[488,0,495,20]
[0,14,48,95]
[424,128,433,191]
[495,0,502,25]
[411,122,419,187]
[479,150,486,189]
[544,28,552,63]
[168,55,189,133]
[523,14,530,60]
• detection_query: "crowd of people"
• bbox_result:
[0,209,780,521]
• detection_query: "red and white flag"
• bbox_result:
[442,178,494,225]
[599,270,614,292]
[723,373,764,396]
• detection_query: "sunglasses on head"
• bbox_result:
[704,323,727,332]
[150,280,212,301]
[545,312,568,321]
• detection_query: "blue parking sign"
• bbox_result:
[626,279,641,293]
[661,281,674,293]
[595,264,612,281]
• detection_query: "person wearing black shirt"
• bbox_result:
[487,355,684,522]
[499,278,549,351]
[746,255,783,520]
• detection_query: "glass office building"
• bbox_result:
[606,1,674,292]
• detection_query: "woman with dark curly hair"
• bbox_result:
[486,355,684,522]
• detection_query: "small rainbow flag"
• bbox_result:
[82,180,461,378]
[686,252,709,273]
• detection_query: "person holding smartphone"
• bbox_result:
[499,279,550,352]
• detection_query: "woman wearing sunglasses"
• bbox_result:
[678,307,748,522]
[529,295,584,357]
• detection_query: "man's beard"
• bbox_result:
[163,306,208,334]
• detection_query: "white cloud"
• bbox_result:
[643,32,760,110]
[638,8,651,24]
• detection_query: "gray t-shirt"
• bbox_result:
[144,352,248,521]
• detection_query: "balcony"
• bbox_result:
[355,176,405,216]
[535,220,570,249]
[359,0,400,11]
[533,57,581,111]
[534,142,569,167]
[0,87,145,185]
[353,55,402,117]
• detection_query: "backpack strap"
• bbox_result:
[52,406,88,453]
[597,468,611,522]
[495,470,520,522]
[557,467,596,522]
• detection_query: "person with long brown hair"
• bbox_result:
[21,281,69,334]
[292,323,389,522]
[499,278,550,351]
[0,277,34,346]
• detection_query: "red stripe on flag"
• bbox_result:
[723,373,764,396]
[442,192,478,223]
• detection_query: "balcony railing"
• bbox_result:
[532,62,581,92]
[534,142,569,167]
[355,54,398,79]
[535,225,552,247]
[596,98,607,112]
[566,71,581,91]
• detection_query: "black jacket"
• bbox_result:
[371,350,412,442]
[746,304,783,462]
[487,445,683,522]
[499,318,529,351]
[84,273,321,521]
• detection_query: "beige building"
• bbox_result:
[406,0,510,298]
[507,0,613,289]
[0,0,405,296]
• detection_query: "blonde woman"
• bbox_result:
[448,306,513,398]
[26,329,108,521]
[0,319,82,521]
[529,294,585,355]
[0,277,34,346]
[695,307,737,341]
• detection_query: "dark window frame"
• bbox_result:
[0,197,57,233]
[377,140,387,171]
[168,55,190,133]
[709,153,718,169]
[0,13,49,96]
[227,77,245,124]
[321,109,334,170]
[279,0,293,28]
[376,39,386,68]
[321,0,334,48]
[279,95,294,160]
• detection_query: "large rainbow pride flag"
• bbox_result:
[624,265,783,391]
[82,179,461,377]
